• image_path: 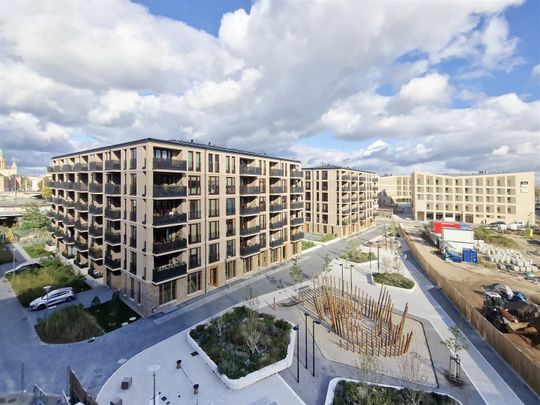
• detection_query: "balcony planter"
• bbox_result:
[153,184,187,197]
[153,213,187,226]
[153,261,187,283]
[153,238,187,254]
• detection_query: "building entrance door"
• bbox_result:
[209,267,217,286]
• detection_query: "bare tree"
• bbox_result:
[244,286,260,311]
[240,318,262,355]
[355,353,380,384]
[380,256,392,274]
[441,323,468,358]
[398,351,432,405]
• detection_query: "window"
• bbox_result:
[189,176,201,195]
[188,151,193,171]
[226,259,236,280]
[209,221,219,240]
[187,271,201,294]
[209,199,219,217]
[189,200,201,219]
[154,148,171,160]
[214,154,219,172]
[226,177,235,194]
[226,156,231,173]
[226,198,235,215]
[231,157,235,173]
[195,152,201,171]
[189,223,201,244]
[130,277,134,299]
[209,176,219,194]
[189,247,201,268]
[226,218,235,237]
[226,239,235,257]
[208,153,213,172]
[159,281,176,304]
[209,243,219,263]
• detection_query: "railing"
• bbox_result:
[239,186,260,195]
[64,216,75,226]
[153,261,187,283]
[290,201,304,210]
[64,234,75,244]
[209,254,219,263]
[75,220,88,231]
[89,162,103,171]
[62,164,73,172]
[270,186,286,194]
[153,184,187,197]
[104,208,121,220]
[104,160,121,170]
[270,168,284,177]
[269,203,285,212]
[64,200,75,209]
[291,170,303,178]
[153,239,187,254]
[104,232,121,244]
[73,182,88,191]
[74,163,88,172]
[240,244,260,256]
[104,184,121,194]
[240,225,260,236]
[89,205,103,215]
[89,183,103,193]
[240,166,262,175]
[342,199,350,204]
[153,213,187,226]
[105,256,121,269]
[342,210,350,215]
[89,247,103,259]
[240,206,260,215]
[153,158,187,171]
[89,226,103,237]
[291,232,304,241]
[291,186,304,194]
[342,175,350,180]
[74,239,88,251]
[290,217,304,226]
[270,220,285,230]
[74,202,88,211]
[342,187,350,192]
[61,251,75,259]
[270,238,284,248]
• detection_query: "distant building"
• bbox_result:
[0,148,18,192]
[378,175,411,206]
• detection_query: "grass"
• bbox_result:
[333,380,458,405]
[531,294,540,306]
[373,272,415,289]
[478,254,496,269]
[7,258,89,307]
[302,240,316,250]
[35,305,103,344]
[0,245,14,264]
[342,250,376,263]
[190,306,291,379]
[87,297,140,332]
[23,244,49,258]
[321,234,336,242]
[474,227,518,249]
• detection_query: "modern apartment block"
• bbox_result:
[378,175,412,206]
[412,171,535,224]
[303,165,378,237]
[47,139,304,316]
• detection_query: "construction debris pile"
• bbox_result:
[474,240,537,273]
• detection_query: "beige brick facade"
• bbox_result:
[378,175,411,206]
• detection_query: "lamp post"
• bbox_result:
[377,245,380,272]
[43,285,51,335]
[304,312,309,369]
[369,244,372,270]
[339,263,344,296]
[293,325,299,383]
[148,365,160,405]
[312,320,321,377]
[9,246,16,272]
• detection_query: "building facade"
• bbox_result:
[378,175,411,206]
[47,139,304,316]
[412,171,535,224]
[303,166,377,237]
[0,148,18,193]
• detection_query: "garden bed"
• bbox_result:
[87,297,140,332]
[23,244,50,258]
[342,251,376,263]
[7,258,90,306]
[372,272,415,289]
[188,306,295,389]
[326,378,459,405]
[35,305,103,344]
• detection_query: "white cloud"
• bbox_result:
[492,145,510,155]
[532,63,540,79]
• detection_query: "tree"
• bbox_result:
[240,317,262,355]
[380,256,392,274]
[323,253,332,274]
[19,203,49,231]
[398,351,431,404]
[289,261,304,299]
[441,323,468,358]
[355,354,379,383]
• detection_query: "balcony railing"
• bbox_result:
[75,220,88,232]
[73,259,87,269]
[153,261,187,283]
[89,183,103,193]
[342,187,350,192]
[240,244,260,256]
[153,213,187,226]
[64,200,75,209]
[270,220,285,230]
[240,206,260,215]
[62,164,73,172]
[89,205,103,215]
[74,239,88,251]
[104,208,121,220]
[73,183,88,192]
[240,225,260,236]
[291,170,303,178]
[153,239,187,254]
[240,166,262,175]
[270,186,286,194]
[291,232,304,242]
[270,238,284,248]
[64,234,75,244]
[104,160,121,170]
[208,253,219,263]
[74,202,89,212]
[270,168,284,177]
[105,256,121,269]
[291,186,304,194]
[290,201,304,210]
[269,203,285,212]
[239,186,260,195]
[89,162,103,171]
[89,247,103,259]
[64,216,75,226]
[290,217,304,226]
[342,175,350,180]
[153,184,187,198]
[153,158,187,171]
[74,163,88,172]
[104,232,121,244]
[89,226,103,237]
[105,184,121,195]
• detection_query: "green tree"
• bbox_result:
[323,253,332,274]
[441,323,468,358]
[289,261,304,299]
[19,203,49,231]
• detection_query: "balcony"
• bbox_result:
[270,186,286,194]
[61,251,75,260]
[291,170,303,178]
[240,244,260,256]
[342,175,350,181]
[291,232,304,242]
[62,164,73,172]
[240,166,262,176]
[46,225,55,233]
[153,239,187,254]
[153,158,187,171]
[74,239,88,251]
[270,238,284,248]
[342,187,350,192]
[75,220,88,232]
[240,206,260,215]
[104,208,121,220]
[240,225,260,236]
[64,216,75,226]
[74,202,89,212]
[104,231,121,245]
[290,201,304,210]
[74,163,88,172]
[152,213,187,227]
[269,203,285,212]
[89,247,103,260]
[64,200,75,209]
[270,168,284,177]
[105,184,121,195]
[89,162,103,171]
[89,205,103,215]
[89,226,103,237]
[89,183,103,193]
[153,184,187,198]
[290,217,304,226]
[104,160,121,170]
[64,234,75,244]
[342,199,350,204]
[239,186,260,195]
[342,209,350,215]
[291,186,304,194]
[153,261,187,283]
[105,256,122,270]
[270,220,285,230]
[53,230,64,239]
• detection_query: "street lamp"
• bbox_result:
[339,263,344,296]
[377,245,380,272]
[9,246,16,271]
[312,320,321,377]
[303,312,309,369]
[293,325,299,383]
[148,364,160,405]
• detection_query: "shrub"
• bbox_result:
[23,244,48,258]
[35,305,103,343]
[302,240,315,250]
[373,272,415,289]
[342,251,375,263]
[321,234,336,242]
[0,244,13,264]
[474,228,517,249]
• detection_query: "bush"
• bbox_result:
[35,305,103,344]
[474,228,517,249]
[373,272,415,289]
[342,251,375,263]
[23,244,48,258]
[0,244,13,264]
[302,240,316,250]
[321,234,336,242]
[190,306,291,379]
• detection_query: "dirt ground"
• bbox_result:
[403,224,540,364]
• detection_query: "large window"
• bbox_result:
[154,148,171,160]
[189,176,201,195]
[189,247,201,268]
[209,221,219,240]
[189,223,201,244]
[208,153,214,172]
[159,281,176,304]
[195,152,201,171]
[226,177,235,194]
[209,243,219,263]
[209,199,219,217]
[189,200,201,219]
[226,260,236,280]
[214,154,219,172]
[209,176,219,195]
[226,198,235,215]
[226,218,235,237]
[226,239,235,257]
[188,271,201,294]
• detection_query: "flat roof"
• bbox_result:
[52,138,300,163]
[303,164,376,174]
[413,171,534,177]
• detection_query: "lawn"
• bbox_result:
[302,240,316,250]
[87,297,140,332]
[343,250,376,263]
[333,380,458,405]
[321,234,336,242]
[23,244,49,258]
[0,243,14,264]
[373,272,415,289]
[35,305,103,344]
[474,227,517,249]
[7,258,90,307]
[190,306,291,379]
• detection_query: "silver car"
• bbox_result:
[29,287,76,310]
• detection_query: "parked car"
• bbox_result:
[3,261,41,277]
[29,287,76,310]
[509,221,525,231]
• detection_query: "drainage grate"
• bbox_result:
[190,351,198,356]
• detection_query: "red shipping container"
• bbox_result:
[430,221,461,235]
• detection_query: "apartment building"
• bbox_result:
[47,139,304,316]
[412,171,535,224]
[378,175,412,206]
[303,165,378,237]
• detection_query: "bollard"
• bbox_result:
[176,360,182,369]
[193,384,199,395]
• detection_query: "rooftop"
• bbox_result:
[302,164,376,174]
[413,171,534,177]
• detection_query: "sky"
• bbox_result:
[0,0,539,182]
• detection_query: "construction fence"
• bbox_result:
[400,226,540,397]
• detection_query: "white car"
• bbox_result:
[29,287,76,310]
[3,261,41,277]
[509,221,525,231]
